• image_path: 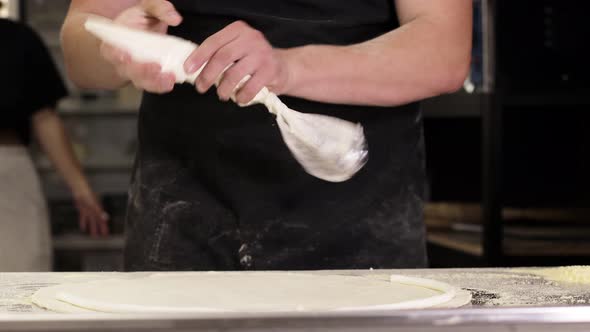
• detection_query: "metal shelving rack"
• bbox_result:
[480,0,502,266]
[428,0,590,267]
[480,0,590,266]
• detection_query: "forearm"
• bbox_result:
[281,15,471,107]
[32,109,92,196]
[61,6,130,89]
[61,0,146,89]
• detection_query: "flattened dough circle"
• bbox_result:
[32,272,470,313]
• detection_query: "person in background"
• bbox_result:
[62,0,472,271]
[0,18,109,272]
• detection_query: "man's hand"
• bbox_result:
[184,21,291,105]
[74,189,110,237]
[99,0,183,93]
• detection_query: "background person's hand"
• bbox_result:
[74,189,110,237]
[183,21,291,105]
[98,0,183,93]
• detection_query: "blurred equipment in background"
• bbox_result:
[0,0,18,19]
[426,0,590,268]
[496,0,590,93]
[0,15,109,271]
[21,0,140,272]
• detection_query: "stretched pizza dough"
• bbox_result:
[33,272,468,314]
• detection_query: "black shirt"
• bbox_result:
[0,18,68,145]
[172,0,395,24]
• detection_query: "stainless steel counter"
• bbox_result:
[0,268,589,331]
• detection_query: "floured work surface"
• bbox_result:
[525,266,590,284]
[31,272,469,313]
[1,268,590,316]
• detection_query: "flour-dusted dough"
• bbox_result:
[32,272,468,314]
[529,266,590,284]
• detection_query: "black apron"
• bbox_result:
[124,0,428,271]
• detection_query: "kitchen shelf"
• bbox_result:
[427,230,590,258]
[426,201,590,263]
[36,164,133,173]
[425,202,590,226]
[428,231,483,256]
[53,234,125,251]
[58,97,140,115]
[501,92,590,107]
[422,91,482,118]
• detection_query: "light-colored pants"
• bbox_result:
[0,146,52,271]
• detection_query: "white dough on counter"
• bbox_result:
[32,272,469,314]
[529,266,590,284]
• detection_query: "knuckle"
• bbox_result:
[217,87,230,100]
[264,43,274,53]
[260,44,273,57]
[237,93,251,105]
[249,82,262,95]
[249,55,264,68]
[201,68,216,83]
[227,71,244,87]
[160,1,174,11]
[217,79,234,95]
[258,54,272,66]
[131,79,143,90]
[254,30,265,39]
[137,67,153,81]
[142,81,158,92]
[141,0,156,11]
[232,20,248,29]
[115,66,128,79]
[248,29,264,41]
[240,85,256,102]
[215,48,235,64]
[200,74,216,88]
[147,67,162,80]
[142,0,173,17]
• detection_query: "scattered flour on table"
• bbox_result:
[526,266,590,284]
[363,269,590,307]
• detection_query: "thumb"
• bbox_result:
[140,0,183,26]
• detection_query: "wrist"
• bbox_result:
[70,178,92,199]
[274,47,302,96]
